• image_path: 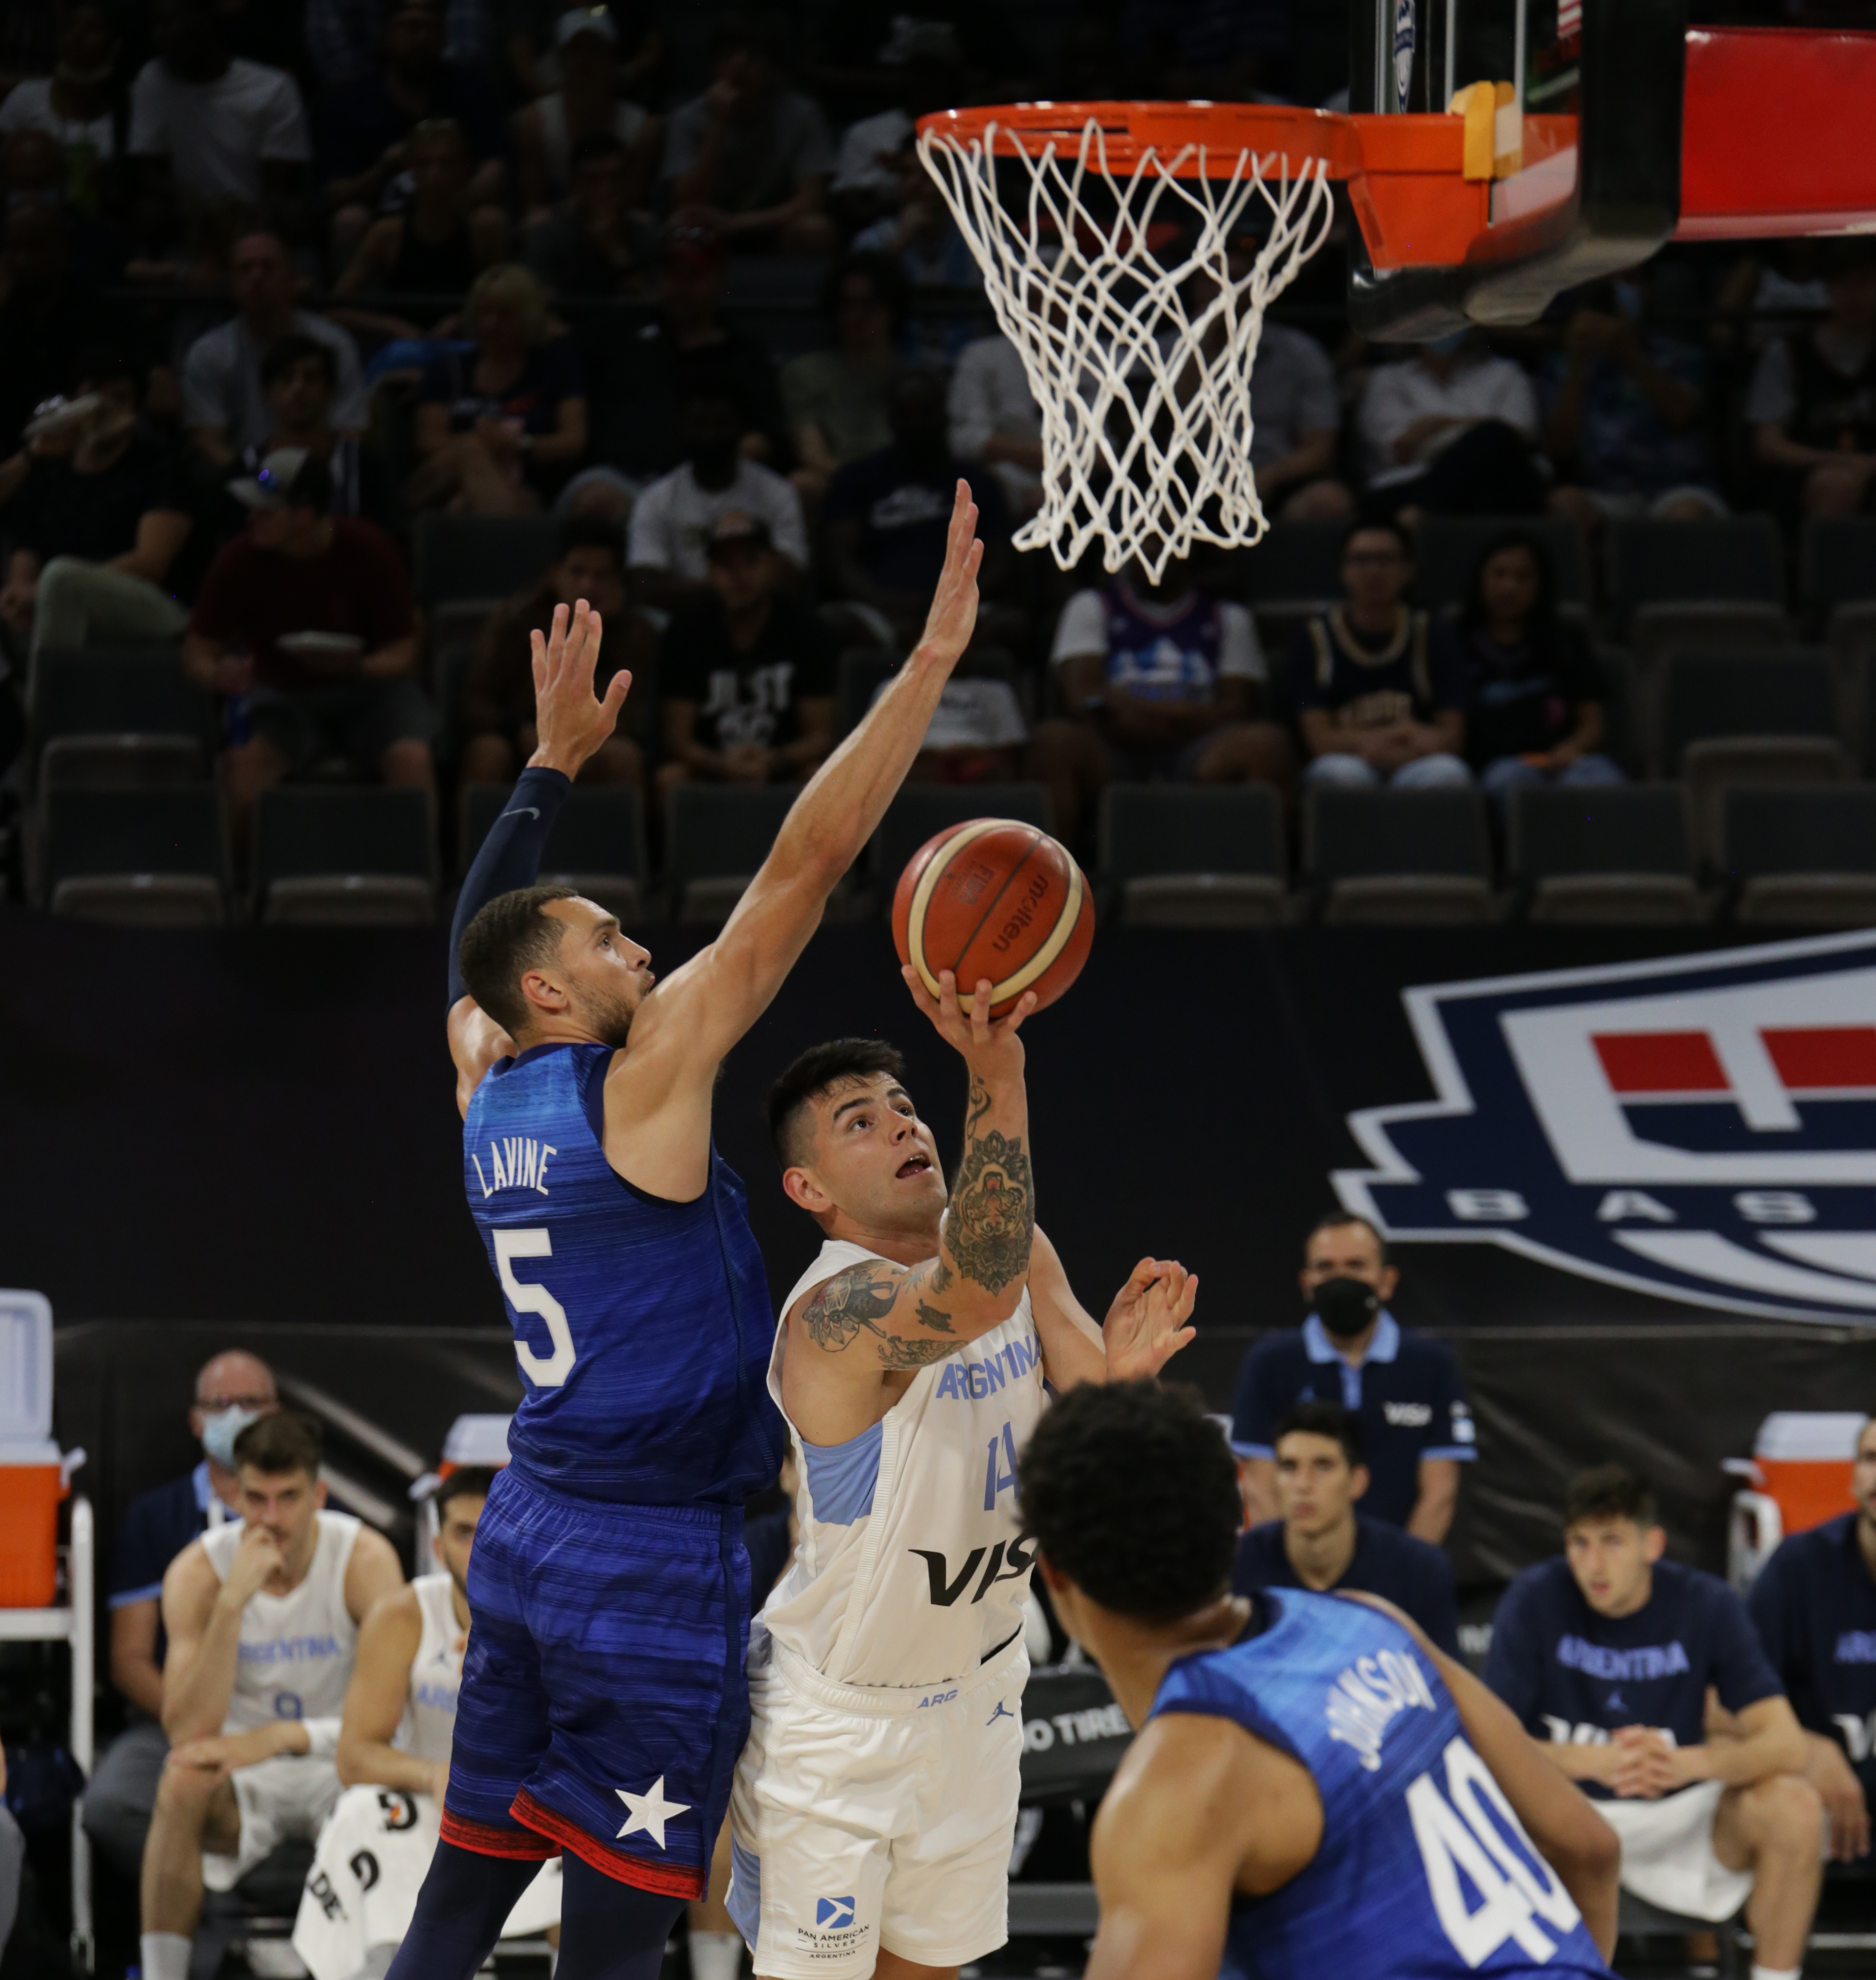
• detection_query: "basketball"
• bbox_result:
[892,818,1095,1019]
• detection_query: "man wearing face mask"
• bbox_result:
[1230,1213,1474,1542]
[81,1350,280,1886]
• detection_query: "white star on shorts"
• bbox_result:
[615,1776,690,1849]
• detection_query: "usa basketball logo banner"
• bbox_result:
[1333,932,1876,1324]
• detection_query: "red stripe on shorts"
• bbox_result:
[439,1808,560,1861]
[511,1789,705,1898]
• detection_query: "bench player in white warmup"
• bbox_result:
[141,1413,405,1980]
[728,990,1197,1980]
[294,1467,560,1980]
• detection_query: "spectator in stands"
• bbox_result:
[826,28,958,233]
[1291,519,1471,789]
[0,199,103,453]
[182,229,368,469]
[1749,1411,1876,1863]
[0,1748,20,1967]
[81,1351,279,1888]
[783,251,906,506]
[655,511,835,815]
[523,131,647,300]
[664,10,834,255]
[236,333,386,522]
[128,0,311,233]
[138,1413,403,1980]
[1027,556,1291,848]
[460,513,648,788]
[512,7,658,223]
[408,262,587,514]
[1231,1401,1460,1655]
[1460,529,1621,805]
[1251,322,1353,520]
[886,653,1031,785]
[628,385,807,609]
[319,0,506,267]
[822,370,1015,651]
[1485,1464,1823,1969]
[306,0,496,88]
[1543,273,1725,536]
[1232,1211,1473,1540]
[947,330,1042,519]
[1356,329,1545,522]
[849,154,978,355]
[186,449,431,841]
[0,2,127,212]
[1748,239,1876,519]
[0,348,193,662]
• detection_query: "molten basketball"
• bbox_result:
[892,818,1095,1019]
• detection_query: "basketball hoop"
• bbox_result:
[918,104,1349,582]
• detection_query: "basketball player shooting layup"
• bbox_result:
[389,485,988,1980]
[1021,1382,1624,1980]
[729,1022,1196,1980]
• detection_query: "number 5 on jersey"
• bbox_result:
[495,1228,576,1386]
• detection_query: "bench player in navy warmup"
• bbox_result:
[388,484,989,1980]
[1019,1382,1622,1980]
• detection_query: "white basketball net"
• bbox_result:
[919,116,1337,583]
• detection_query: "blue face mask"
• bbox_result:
[201,1405,262,1468]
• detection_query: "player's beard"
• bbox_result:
[575,980,639,1048]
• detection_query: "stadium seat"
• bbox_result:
[1505,785,1702,923]
[836,648,898,740]
[411,513,563,609]
[1098,785,1288,927]
[1801,516,1876,624]
[874,784,1053,897]
[666,783,798,924]
[1236,520,1348,648]
[1626,600,1797,682]
[29,648,216,791]
[1616,1890,1744,1980]
[1604,516,1786,631]
[1722,786,1876,925]
[252,788,438,925]
[39,786,228,925]
[1411,516,1590,615]
[1303,787,1494,924]
[459,783,647,922]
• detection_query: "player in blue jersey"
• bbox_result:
[1018,1383,1621,1980]
[387,484,990,1980]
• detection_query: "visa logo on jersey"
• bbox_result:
[1334,934,1876,1321]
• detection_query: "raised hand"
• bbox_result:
[901,965,1035,1073]
[1102,1258,1199,1380]
[527,597,633,780]
[910,481,983,674]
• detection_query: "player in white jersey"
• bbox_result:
[295,1467,560,1980]
[141,1413,405,1980]
[728,971,1197,1980]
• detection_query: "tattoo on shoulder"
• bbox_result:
[946,1128,1034,1294]
[797,1261,960,1367]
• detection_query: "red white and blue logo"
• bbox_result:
[1333,932,1876,1322]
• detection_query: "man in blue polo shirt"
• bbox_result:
[1231,1400,1460,1653]
[1487,1464,1822,1980]
[1231,1211,1473,1538]
[80,1349,279,1882]
[1749,1410,1876,1863]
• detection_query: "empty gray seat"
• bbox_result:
[1413,517,1589,614]
[874,784,1053,895]
[460,783,647,922]
[411,513,563,608]
[1722,787,1876,926]
[666,783,798,924]
[1304,787,1494,923]
[1606,516,1785,630]
[253,787,437,924]
[41,786,228,924]
[30,648,215,790]
[1099,785,1287,927]
[1506,784,1701,923]
[1802,517,1876,620]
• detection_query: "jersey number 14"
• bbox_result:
[495,1229,576,1387]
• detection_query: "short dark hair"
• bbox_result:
[767,1038,907,1169]
[1304,1210,1388,1267]
[1343,516,1413,561]
[1020,1381,1241,1624]
[1273,1399,1363,1468]
[458,884,582,1037]
[435,1464,498,1516]
[261,333,338,391]
[555,513,624,564]
[233,1410,322,1477]
[822,250,910,334]
[1563,1462,1658,1532]
[1462,526,1558,634]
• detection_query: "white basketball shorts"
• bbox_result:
[202,1755,344,1893]
[727,1633,1027,1978]
[1594,1779,1754,1922]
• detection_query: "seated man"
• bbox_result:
[234,335,385,525]
[461,514,648,790]
[1232,1401,1460,1656]
[947,330,1043,519]
[139,1412,403,1980]
[1748,239,1876,520]
[83,1352,279,1888]
[1251,321,1353,521]
[1029,556,1291,849]
[655,512,835,815]
[293,1468,558,1979]
[1749,1409,1876,1864]
[185,450,432,845]
[1289,520,1471,789]
[1485,1464,1822,1975]
[522,131,646,302]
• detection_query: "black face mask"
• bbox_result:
[1313,1275,1380,1340]
[690,436,737,482]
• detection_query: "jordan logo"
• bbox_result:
[987,1699,1016,1727]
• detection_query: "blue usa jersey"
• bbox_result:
[464,1042,784,1504]
[1150,1590,1610,1980]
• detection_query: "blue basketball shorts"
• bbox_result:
[440,1464,751,1897]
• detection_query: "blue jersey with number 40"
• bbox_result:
[463,1041,784,1504]
[1150,1589,1611,1980]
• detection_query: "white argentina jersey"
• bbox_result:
[759,1237,1047,1687]
[397,1572,464,1764]
[201,1511,361,1732]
